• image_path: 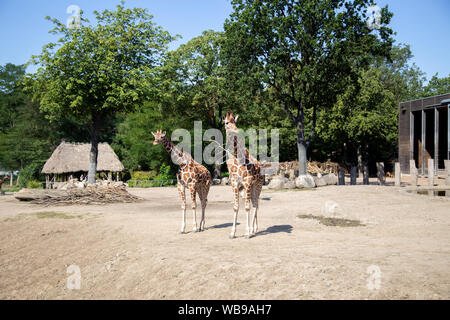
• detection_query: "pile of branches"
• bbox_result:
[16,186,142,206]
[275,160,347,175]
[307,161,347,175]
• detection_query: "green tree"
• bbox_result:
[0,63,27,134]
[112,102,179,173]
[223,0,393,174]
[23,3,174,184]
[161,30,239,177]
[314,44,426,171]
[0,63,60,185]
[162,30,227,128]
[423,73,450,97]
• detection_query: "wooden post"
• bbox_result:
[338,170,345,185]
[376,162,385,185]
[363,165,369,185]
[434,108,439,174]
[350,166,357,185]
[428,159,434,186]
[10,171,13,186]
[394,162,401,186]
[409,160,418,186]
[444,160,450,186]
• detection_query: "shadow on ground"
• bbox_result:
[208,222,240,229]
[256,224,293,236]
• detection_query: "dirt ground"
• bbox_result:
[0,183,449,300]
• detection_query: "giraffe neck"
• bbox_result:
[161,136,192,168]
[226,130,259,166]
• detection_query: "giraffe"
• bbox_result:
[152,130,211,233]
[223,112,264,239]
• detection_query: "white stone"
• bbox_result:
[322,173,338,185]
[295,175,316,188]
[283,180,296,189]
[314,175,327,187]
[268,177,287,189]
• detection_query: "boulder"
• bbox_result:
[221,177,229,186]
[283,180,296,189]
[268,177,287,189]
[314,175,327,187]
[295,175,316,188]
[322,173,338,185]
[212,178,222,185]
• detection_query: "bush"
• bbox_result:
[127,165,176,188]
[130,170,157,181]
[18,163,41,188]
[26,180,43,189]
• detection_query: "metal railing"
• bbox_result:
[127,179,177,188]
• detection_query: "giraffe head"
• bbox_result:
[151,130,167,146]
[223,112,239,133]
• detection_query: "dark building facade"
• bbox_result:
[398,93,450,174]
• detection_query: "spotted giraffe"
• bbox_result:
[223,112,264,239]
[152,130,211,233]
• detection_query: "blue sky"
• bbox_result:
[0,0,449,80]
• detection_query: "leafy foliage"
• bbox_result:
[22,3,175,184]
[1,2,448,184]
[223,0,394,173]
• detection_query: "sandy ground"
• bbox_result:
[0,183,449,300]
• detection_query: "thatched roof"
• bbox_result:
[42,142,124,174]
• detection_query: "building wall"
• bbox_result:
[398,93,450,174]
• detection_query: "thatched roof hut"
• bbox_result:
[42,142,124,174]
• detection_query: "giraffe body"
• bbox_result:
[152,130,211,233]
[223,113,264,239]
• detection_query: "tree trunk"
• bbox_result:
[213,163,222,179]
[357,145,362,178]
[297,139,307,175]
[87,129,99,185]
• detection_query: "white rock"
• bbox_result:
[295,175,316,188]
[268,177,287,189]
[221,177,229,186]
[314,175,327,187]
[322,173,338,185]
[284,180,296,189]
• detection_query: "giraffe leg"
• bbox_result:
[230,182,239,239]
[251,192,259,235]
[199,193,207,231]
[244,186,252,238]
[189,183,198,232]
[251,182,262,235]
[178,183,186,234]
[199,182,210,231]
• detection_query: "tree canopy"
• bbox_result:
[1,1,448,186]
[222,0,394,174]
[23,3,175,183]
